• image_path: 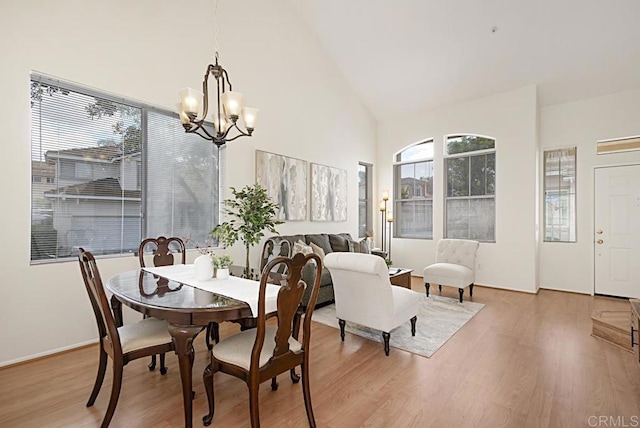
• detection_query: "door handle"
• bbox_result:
[632,326,637,348]
[597,239,604,244]
[597,229,603,234]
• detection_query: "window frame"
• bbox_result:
[29,73,222,264]
[444,134,496,242]
[543,147,577,243]
[358,162,373,239]
[393,139,434,240]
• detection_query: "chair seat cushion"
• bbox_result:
[212,326,302,371]
[423,263,474,288]
[117,317,172,354]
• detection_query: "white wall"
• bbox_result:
[539,88,640,294]
[0,0,376,366]
[377,86,539,293]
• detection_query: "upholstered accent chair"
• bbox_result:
[78,249,174,428]
[323,252,422,356]
[423,239,479,302]
[203,252,322,428]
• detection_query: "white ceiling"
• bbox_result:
[287,0,640,120]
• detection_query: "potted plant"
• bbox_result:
[213,254,233,280]
[211,183,283,278]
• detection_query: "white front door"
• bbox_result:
[594,164,640,297]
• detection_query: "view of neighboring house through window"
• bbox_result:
[358,162,372,238]
[30,74,219,263]
[394,140,434,239]
[543,147,576,242]
[444,134,496,241]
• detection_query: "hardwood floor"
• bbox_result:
[1,278,639,427]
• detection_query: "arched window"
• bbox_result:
[444,134,496,241]
[393,140,434,239]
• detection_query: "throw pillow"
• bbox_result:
[293,240,313,256]
[329,233,352,252]
[305,234,333,255]
[348,238,371,254]
[309,242,326,261]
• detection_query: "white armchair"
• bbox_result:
[423,239,479,302]
[323,252,422,356]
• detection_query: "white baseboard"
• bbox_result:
[538,286,592,296]
[0,338,98,369]
[473,283,538,294]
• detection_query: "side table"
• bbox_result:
[389,268,413,289]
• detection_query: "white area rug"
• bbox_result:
[311,295,485,358]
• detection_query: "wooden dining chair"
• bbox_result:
[138,236,219,373]
[202,252,322,428]
[78,249,175,428]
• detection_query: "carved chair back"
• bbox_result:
[78,248,122,357]
[253,252,321,370]
[259,237,292,274]
[138,236,186,268]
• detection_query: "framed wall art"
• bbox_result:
[310,162,347,221]
[255,150,308,221]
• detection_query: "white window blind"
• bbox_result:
[146,111,219,241]
[30,74,220,263]
[444,135,496,241]
[358,162,372,238]
[394,140,434,239]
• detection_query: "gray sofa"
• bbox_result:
[259,233,355,308]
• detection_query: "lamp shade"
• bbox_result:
[212,113,228,134]
[176,103,190,125]
[382,190,389,201]
[241,107,258,130]
[221,91,243,118]
[178,87,203,117]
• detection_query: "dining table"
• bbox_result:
[105,266,280,428]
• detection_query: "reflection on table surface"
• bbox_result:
[106,269,249,312]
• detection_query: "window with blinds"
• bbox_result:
[444,134,496,242]
[358,162,372,238]
[393,140,434,239]
[543,147,576,242]
[30,74,220,263]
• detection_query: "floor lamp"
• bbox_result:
[387,211,393,261]
[379,201,386,252]
[380,190,389,253]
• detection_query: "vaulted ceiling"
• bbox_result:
[288,0,640,120]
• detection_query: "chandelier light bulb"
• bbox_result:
[178,87,203,117]
[176,103,190,125]
[221,91,243,118]
[241,107,258,130]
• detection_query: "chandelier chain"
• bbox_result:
[214,0,220,58]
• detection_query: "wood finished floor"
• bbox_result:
[1,278,639,428]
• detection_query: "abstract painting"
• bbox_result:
[256,150,307,221]
[310,163,347,221]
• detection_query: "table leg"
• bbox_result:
[168,324,204,428]
[110,296,123,327]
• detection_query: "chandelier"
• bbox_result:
[176,2,257,147]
